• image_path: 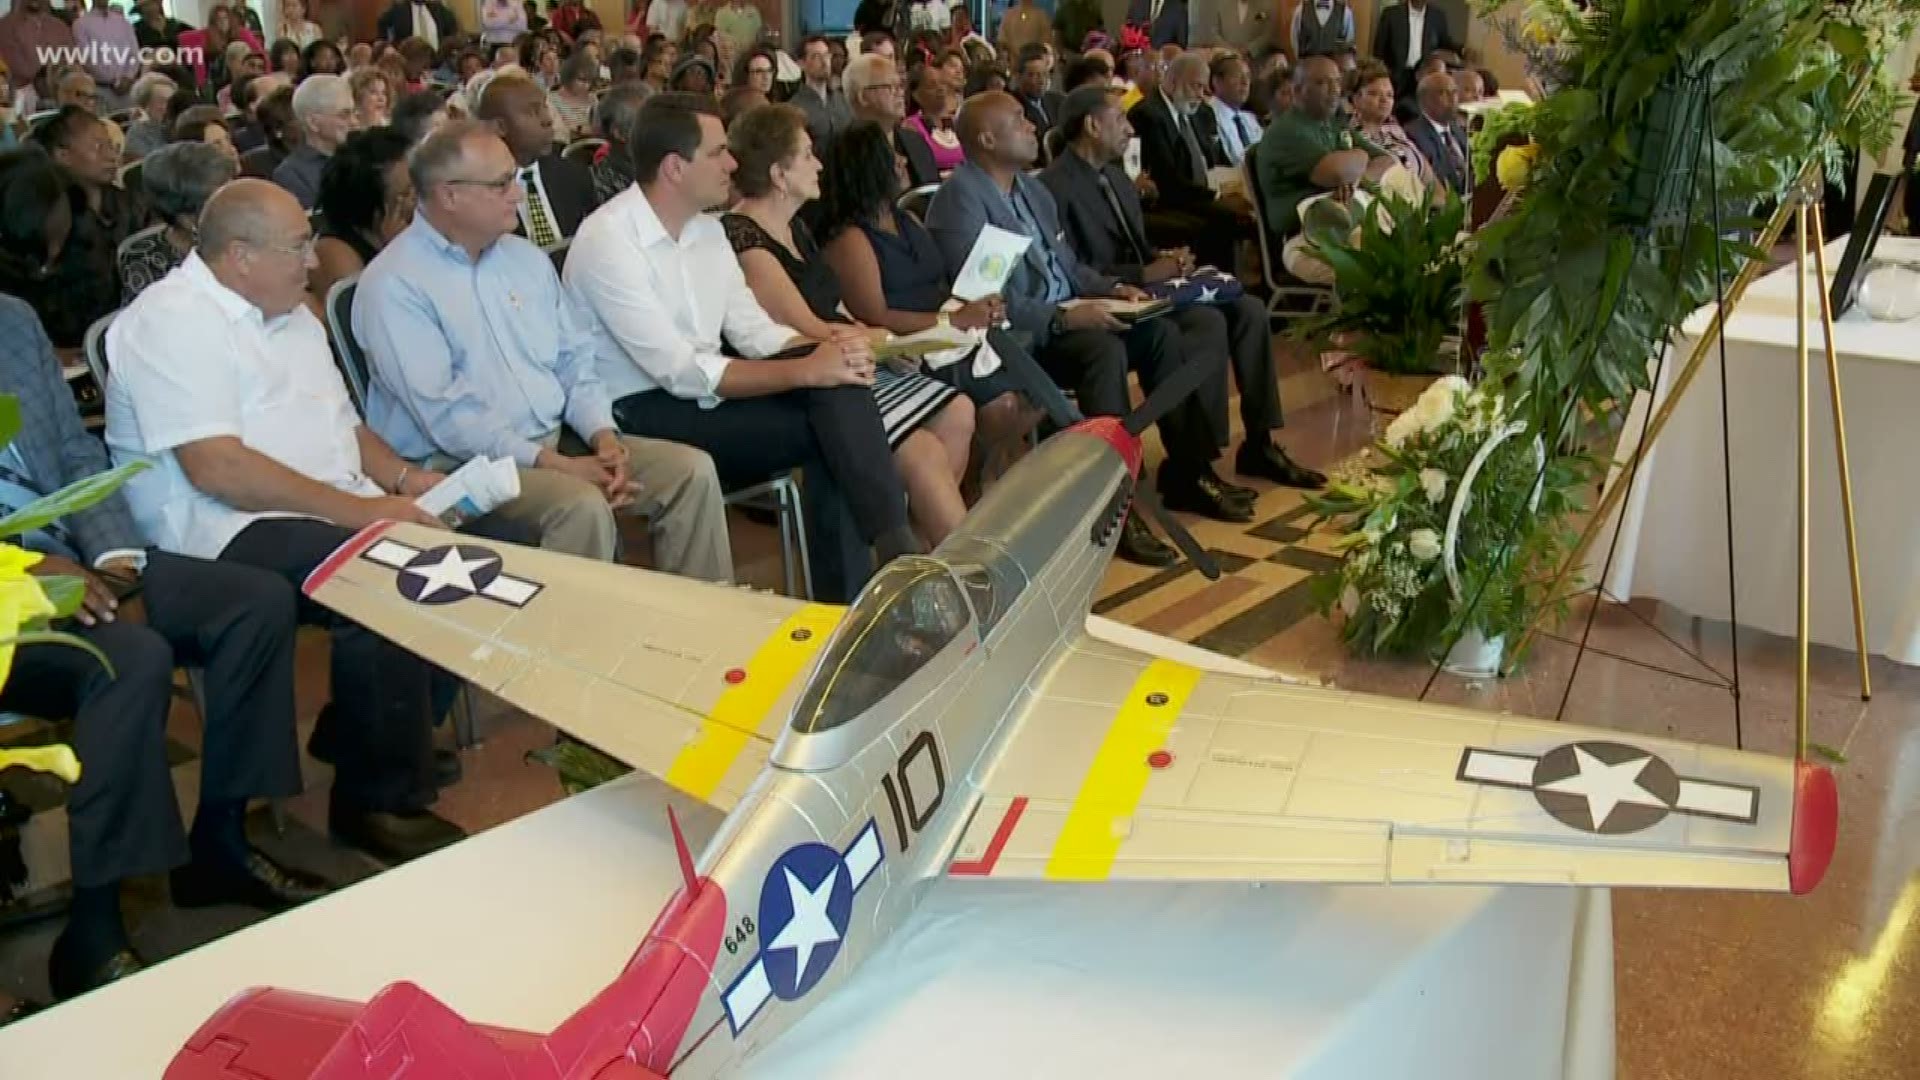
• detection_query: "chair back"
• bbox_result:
[1243,152,1283,289]
[116,222,167,272]
[83,310,116,392]
[238,145,276,179]
[895,182,940,222]
[323,276,370,416]
[117,158,145,193]
[562,137,607,166]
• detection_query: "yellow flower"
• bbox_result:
[1496,142,1541,192]
[0,543,55,694]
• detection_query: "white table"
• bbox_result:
[1605,236,1920,664]
[0,621,1615,1079]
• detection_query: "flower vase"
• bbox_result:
[1442,628,1506,678]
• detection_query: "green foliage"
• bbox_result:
[1291,187,1468,376]
[0,461,147,542]
[1470,101,1539,181]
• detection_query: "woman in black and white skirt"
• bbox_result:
[723,102,974,548]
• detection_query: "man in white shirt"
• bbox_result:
[565,92,918,603]
[1205,51,1261,167]
[106,179,465,865]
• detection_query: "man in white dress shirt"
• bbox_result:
[106,179,465,865]
[564,92,919,603]
[1205,51,1262,167]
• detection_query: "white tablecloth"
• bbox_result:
[1604,236,1920,665]
[0,620,1615,1078]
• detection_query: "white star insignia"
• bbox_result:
[1197,285,1219,302]
[1166,276,1189,288]
[1538,747,1668,831]
[768,864,842,977]
[403,548,497,602]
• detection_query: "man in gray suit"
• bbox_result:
[0,296,324,1002]
[1191,0,1277,54]
[1405,69,1471,196]
[924,92,1253,566]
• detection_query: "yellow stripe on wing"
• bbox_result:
[665,603,841,801]
[1045,658,1203,881]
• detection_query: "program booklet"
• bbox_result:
[415,456,521,527]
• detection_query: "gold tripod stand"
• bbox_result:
[1511,165,1873,761]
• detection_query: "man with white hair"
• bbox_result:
[273,73,358,208]
[1127,51,1242,272]
[844,50,938,186]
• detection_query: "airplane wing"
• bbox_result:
[303,521,843,812]
[947,631,1837,894]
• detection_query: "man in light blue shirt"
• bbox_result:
[353,120,732,581]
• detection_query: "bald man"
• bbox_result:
[927,92,1251,567]
[1406,69,1470,195]
[107,180,467,865]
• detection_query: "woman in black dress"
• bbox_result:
[308,127,417,305]
[817,120,1041,490]
[724,104,974,548]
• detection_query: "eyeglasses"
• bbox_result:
[258,235,317,259]
[748,63,773,75]
[445,171,520,192]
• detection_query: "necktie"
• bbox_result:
[522,164,560,247]
[1096,170,1149,264]
[1175,107,1207,183]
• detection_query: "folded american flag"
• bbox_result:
[1140,267,1246,307]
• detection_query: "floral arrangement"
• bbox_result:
[1308,378,1583,660]
[1470,99,1538,181]
[1291,186,1468,377]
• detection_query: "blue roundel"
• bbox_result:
[756,842,855,1001]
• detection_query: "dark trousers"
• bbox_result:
[612,386,909,603]
[1142,201,1243,278]
[1170,293,1282,448]
[221,519,436,815]
[1037,319,1228,479]
[0,551,300,887]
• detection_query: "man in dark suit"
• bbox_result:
[1374,0,1457,96]
[478,72,597,243]
[1127,52,1245,274]
[844,52,939,187]
[1012,44,1065,159]
[1042,87,1324,490]
[376,0,458,45]
[1405,69,1471,196]
[926,92,1253,566]
[0,296,326,1001]
[1126,0,1188,48]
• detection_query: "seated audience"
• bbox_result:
[275,0,324,46]
[122,141,236,302]
[269,37,304,76]
[845,52,937,187]
[243,86,298,179]
[589,83,648,203]
[0,295,323,1002]
[1062,54,1113,94]
[670,55,717,95]
[1454,66,1485,105]
[549,52,598,141]
[1010,44,1062,151]
[1348,59,1434,192]
[34,109,144,348]
[394,36,436,91]
[1408,69,1470,196]
[726,104,972,547]
[924,92,1247,566]
[350,66,396,127]
[790,35,852,149]
[964,61,1008,97]
[227,72,292,155]
[354,121,732,576]
[303,38,347,76]
[275,74,358,208]
[720,84,769,126]
[171,105,242,170]
[903,67,963,176]
[477,72,595,243]
[0,153,78,345]
[179,5,264,89]
[1042,87,1323,489]
[639,36,678,93]
[53,68,125,155]
[123,71,177,159]
[522,37,563,89]
[1207,51,1261,167]
[734,46,778,98]
[390,89,451,146]
[1127,52,1244,272]
[105,179,466,864]
[607,45,645,86]
[308,126,414,301]
[1256,55,1393,237]
[565,93,919,602]
[816,120,1038,487]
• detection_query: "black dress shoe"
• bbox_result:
[1160,472,1257,523]
[171,848,331,912]
[47,939,143,1001]
[1,996,44,1026]
[329,806,467,864]
[434,749,462,787]
[1237,443,1328,489]
[1117,515,1180,567]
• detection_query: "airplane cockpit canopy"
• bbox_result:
[790,557,977,735]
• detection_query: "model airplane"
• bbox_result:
[165,366,1838,1079]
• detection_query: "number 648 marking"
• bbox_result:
[879,730,946,855]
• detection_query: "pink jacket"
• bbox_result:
[176,26,265,87]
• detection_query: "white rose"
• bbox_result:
[1340,585,1361,617]
[1408,528,1443,561]
[1420,468,1449,504]
[1384,408,1423,449]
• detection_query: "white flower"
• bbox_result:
[1419,468,1449,504]
[1384,407,1424,449]
[1340,585,1361,617]
[1408,528,1443,561]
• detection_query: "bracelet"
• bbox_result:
[395,466,410,494]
